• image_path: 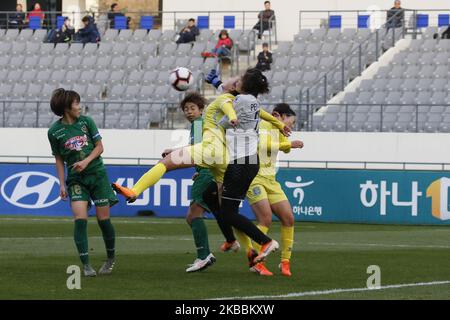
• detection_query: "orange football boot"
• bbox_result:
[250,263,273,276]
[247,249,258,267]
[111,183,137,203]
[279,259,292,277]
[253,240,279,264]
[220,240,240,253]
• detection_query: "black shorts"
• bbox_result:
[222,154,259,202]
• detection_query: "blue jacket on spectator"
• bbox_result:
[76,16,100,43]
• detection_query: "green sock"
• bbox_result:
[191,218,210,260]
[74,219,89,265]
[97,218,116,259]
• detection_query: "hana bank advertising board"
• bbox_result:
[1,164,450,225]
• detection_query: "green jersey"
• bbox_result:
[190,117,204,145]
[47,115,104,178]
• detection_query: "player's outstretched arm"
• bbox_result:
[260,129,292,154]
[205,69,222,89]
[259,109,291,136]
[221,101,238,123]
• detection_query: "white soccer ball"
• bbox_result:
[169,67,194,91]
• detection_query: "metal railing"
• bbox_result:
[297,9,408,129]
[299,9,450,31]
[2,101,449,132]
[265,103,450,132]
[0,99,200,130]
[1,155,450,171]
[0,10,276,44]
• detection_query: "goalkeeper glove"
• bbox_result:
[205,69,222,89]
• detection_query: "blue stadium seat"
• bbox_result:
[197,16,209,29]
[358,15,370,29]
[438,14,450,27]
[329,15,341,29]
[416,14,429,28]
[57,16,67,29]
[29,16,42,30]
[141,16,153,30]
[114,16,127,30]
[224,16,235,29]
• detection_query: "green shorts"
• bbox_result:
[191,168,215,212]
[67,168,119,207]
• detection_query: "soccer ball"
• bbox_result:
[169,67,194,91]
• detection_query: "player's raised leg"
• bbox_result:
[112,148,195,202]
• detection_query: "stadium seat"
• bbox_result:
[79,70,96,84]
[140,16,153,30]
[176,43,192,57]
[197,16,209,29]
[54,43,69,55]
[95,56,113,71]
[117,29,133,41]
[160,43,177,56]
[146,29,162,42]
[160,30,177,43]
[142,70,159,86]
[138,85,156,100]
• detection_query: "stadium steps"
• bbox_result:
[328,39,411,105]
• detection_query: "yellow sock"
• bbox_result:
[281,226,294,261]
[234,228,253,252]
[253,225,269,253]
[131,163,167,196]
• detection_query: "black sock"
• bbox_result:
[203,182,236,242]
[221,198,271,245]
[211,210,236,243]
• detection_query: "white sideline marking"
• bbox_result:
[212,280,450,300]
[308,241,450,249]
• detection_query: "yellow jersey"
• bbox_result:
[258,119,292,177]
[203,93,237,136]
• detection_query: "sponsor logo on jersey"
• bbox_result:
[0,172,60,209]
[64,135,88,151]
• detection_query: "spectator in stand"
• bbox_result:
[108,3,131,29]
[176,18,200,44]
[253,1,275,40]
[28,2,45,23]
[255,42,272,71]
[434,26,450,39]
[386,0,404,29]
[9,3,26,29]
[51,17,75,43]
[75,16,100,44]
[202,30,233,58]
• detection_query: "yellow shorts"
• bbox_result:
[246,174,288,205]
[185,131,229,183]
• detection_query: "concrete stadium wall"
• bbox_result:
[163,0,450,41]
[2,128,450,166]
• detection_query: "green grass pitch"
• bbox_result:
[0,215,449,299]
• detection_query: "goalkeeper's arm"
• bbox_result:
[205,69,224,93]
